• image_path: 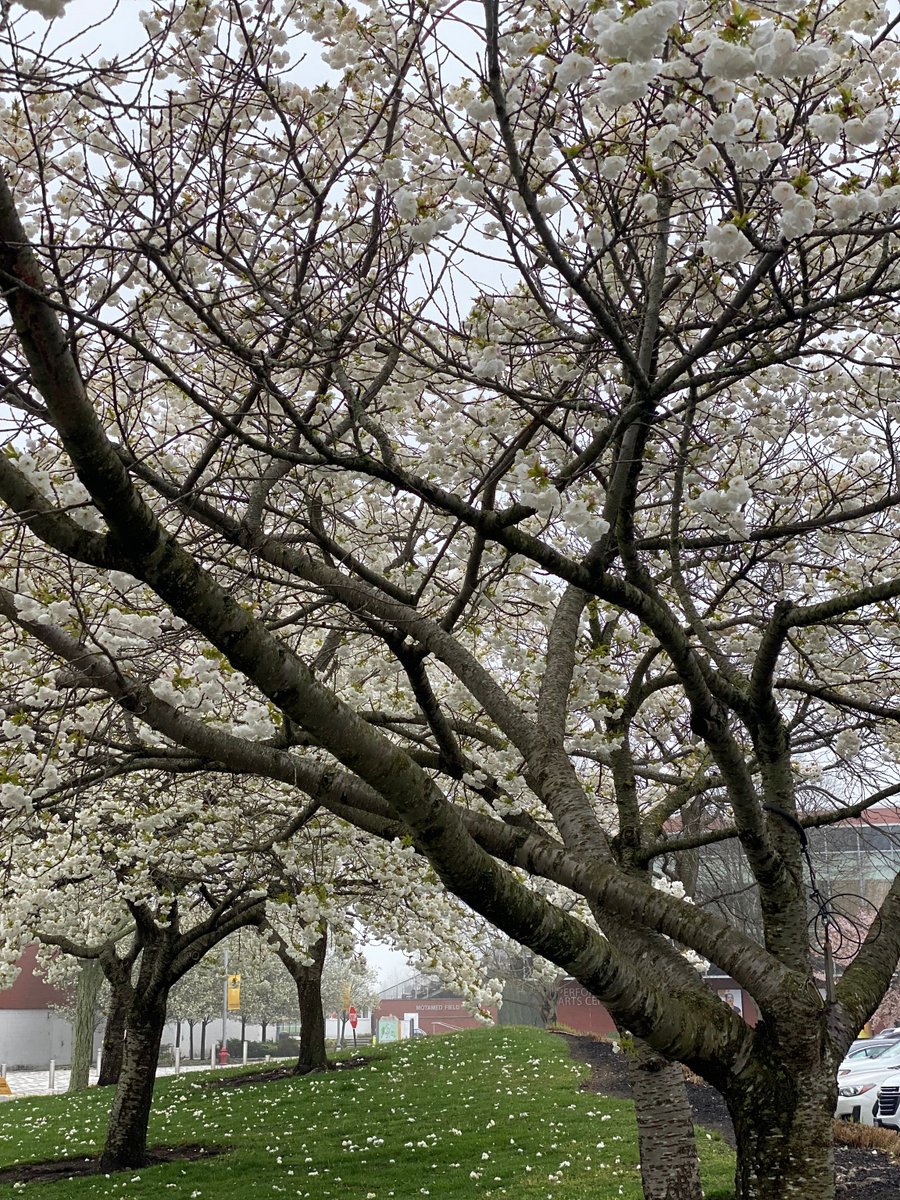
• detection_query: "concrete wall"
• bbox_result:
[0,946,75,1068]
[0,1008,73,1070]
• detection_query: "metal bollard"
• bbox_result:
[1,1063,5,1079]
[48,1059,56,1091]
[210,1045,216,1070]
[174,1047,181,1074]
[96,1047,102,1075]
[242,1041,248,1066]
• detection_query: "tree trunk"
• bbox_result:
[624,1036,703,1200]
[261,1020,268,1042]
[188,1020,195,1060]
[539,979,561,1027]
[97,985,128,1087]
[200,1019,208,1062]
[68,957,104,1092]
[727,1064,837,1200]
[294,931,328,1073]
[99,1000,167,1170]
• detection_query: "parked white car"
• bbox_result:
[844,1040,897,1065]
[875,1070,900,1131]
[835,1060,900,1124]
[839,1042,900,1076]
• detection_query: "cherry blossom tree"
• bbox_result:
[1,765,451,1159]
[0,777,281,1169]
[34,932,130,1090]
[262,815,500,1067]
[872,980,900,1031]
[261,865,355,1070]
[215,932,299,1046]
[4,0,900,1196]
[321,948,381,1022]
[168,950,231,1060]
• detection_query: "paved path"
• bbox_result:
[0,1061,225,1100]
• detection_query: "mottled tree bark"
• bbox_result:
[727,1070,837,1200]
[99,999,167,1171]
[68,957,104,1093]
[624,1036,703,1200]
[292,931,328,1073]
[93,896,265,1168]
[97,984,128,1087]
[265,921,329,1073]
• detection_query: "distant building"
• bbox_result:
[692,807,900,938]
[0,945,73,1069]
[806,811,900,910]
[375,974,497,1035]
[553,973,758,1035]
[375,969,759,1040]
[554,978,617,1036]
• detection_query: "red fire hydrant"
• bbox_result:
[217,1045,230,1065]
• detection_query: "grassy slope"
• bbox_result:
[0,1027,735,1199]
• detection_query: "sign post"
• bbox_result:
[349,1005,358,1047]
[339,983,351,1049]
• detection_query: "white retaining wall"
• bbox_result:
[0,1009,73,1070]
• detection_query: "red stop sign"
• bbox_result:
[349,1006,358,1028]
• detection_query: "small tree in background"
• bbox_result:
[322,947,381,1036]
[225,933,299,1045]
[168,954,229,1061]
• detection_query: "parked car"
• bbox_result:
[840,1042,900,1073]
[836,1067,886,1124]
[835,1056,900,1124]
[876,1070,900,1132]
[844,1032,900,1056]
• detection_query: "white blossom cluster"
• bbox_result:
[13,0,68,17]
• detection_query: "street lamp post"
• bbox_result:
[220,947,229,1062]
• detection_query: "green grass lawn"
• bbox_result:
[0,1027,735,1198]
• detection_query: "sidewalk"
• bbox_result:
[0,1060,221,1101]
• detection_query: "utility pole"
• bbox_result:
[221,947,229,1058]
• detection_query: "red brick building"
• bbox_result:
[0,945,69,1011]
[555,974,758,1034]
[375,994,496,1034]
[376,971,758,1039]
[554,979,618,1035]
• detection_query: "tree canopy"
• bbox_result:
[2,0,900,1194]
